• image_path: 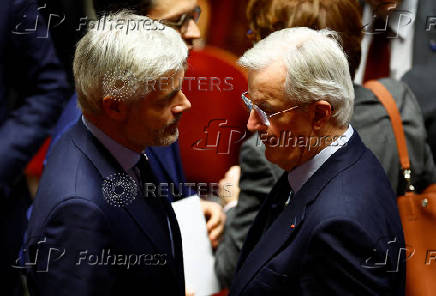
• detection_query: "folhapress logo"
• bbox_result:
[192,119,247,155]
[426,16,436,31]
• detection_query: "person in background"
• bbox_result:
[356,0,435,82]
[36,0,91,86]
[0,0,70,294]
[402,63,436,165]
[215,0,436,288]
[358,0,436,160]
[229,27,405,295]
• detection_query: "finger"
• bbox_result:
[206,211,220,233]
[228,165,241,178]
[210,238,219,250]
[209,220,224,241]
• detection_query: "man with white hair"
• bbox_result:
[24,12,190,296]
[48,0,226,249]
[229,28,406,295]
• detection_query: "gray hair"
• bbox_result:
[73,11,188,114]
[238,27,354,127]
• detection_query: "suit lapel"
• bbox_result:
[230,132,366,295]
[70,120,184,284]
[234,172,290,270]
[123,168,185,288]
[123,191,185,287]
[147,145,180,188]
[159,193,186,279]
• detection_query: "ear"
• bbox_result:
[312,100,333,131]
[102,95,129,121]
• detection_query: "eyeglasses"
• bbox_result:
[241,91,300,126]
[160,6,201,30]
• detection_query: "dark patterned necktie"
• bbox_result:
[263,188,294,234]
[364,18,392,82]
[136,154,178,259]
[135,154,170,232]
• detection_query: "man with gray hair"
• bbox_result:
[24,11,190,296]
[229,27,405,295]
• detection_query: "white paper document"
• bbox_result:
[172,195,220,296]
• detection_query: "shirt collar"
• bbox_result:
[82,116,141,172]
[288,124,354,193]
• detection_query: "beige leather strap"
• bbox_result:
[363,80,410,170]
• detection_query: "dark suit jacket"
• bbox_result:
[229,132,406,296]
[48,94,193,201]
[24,120,185,296]
[215,132,283,288]
[215,79,435,288]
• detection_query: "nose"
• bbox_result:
[182,19,201,41]
[172,91,191,113]
[247,110,267,132]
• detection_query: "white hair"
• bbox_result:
[73,10,188,114]
[238,27,354,127]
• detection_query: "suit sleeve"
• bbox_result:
[25,198,114,296]
[300,218,405,296]
[0,0,70,195]
[215,134,283,288]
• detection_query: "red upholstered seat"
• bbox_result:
[25,137,51,178]
[179,46,249,185]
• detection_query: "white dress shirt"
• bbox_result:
[288,125,354,193]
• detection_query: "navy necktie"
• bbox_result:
[136,154,177,258]
[136,155,170,230]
